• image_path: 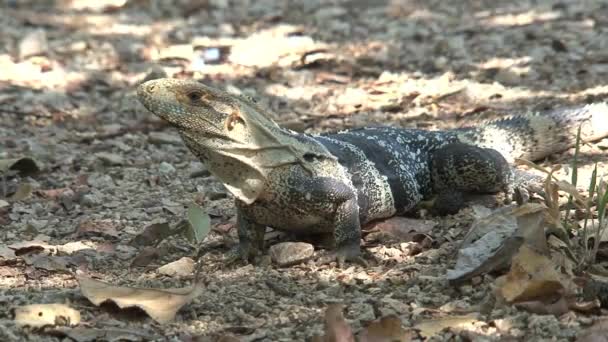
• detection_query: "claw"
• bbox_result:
[316,244,367,267]
[224,244,254,266]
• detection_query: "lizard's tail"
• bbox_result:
[455,102,608,162]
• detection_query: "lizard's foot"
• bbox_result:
[430,190,466,216]
[224,244,255,266]
[316,244,367,268]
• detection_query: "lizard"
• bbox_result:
[136,77,608,263]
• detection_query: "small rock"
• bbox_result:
[269,242,314,267]
[87,174,115,188]
[148,132,183,145]
[81,192,102,206]
[96,152,124,166]
[159,161,176,174]
[206,185,228,200]
[157,257,195,277]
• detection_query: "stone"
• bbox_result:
[269,242,314,267]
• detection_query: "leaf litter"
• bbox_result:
[76,272,205,324]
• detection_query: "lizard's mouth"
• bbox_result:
[137,80,181,122]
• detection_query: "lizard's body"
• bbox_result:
[137,78,608,261]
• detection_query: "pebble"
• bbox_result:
[159,161,176,174]
[96,152,125,166]
[148,132,183,145]
[87,174,115,188]
[269,242,314,267]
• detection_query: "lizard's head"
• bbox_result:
[137,78,262,143]
[137,78,320,204]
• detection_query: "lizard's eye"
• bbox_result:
[186,91,203,102]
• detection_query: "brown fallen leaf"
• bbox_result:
[495,244,577,304]
[365,217,436,243]
[77,274,204,324]
[76,219,120,238]
[413,313,482,339]
[37,187,73,199]
[129,222,173,247]
[358,315,415,342]
[9,240,93,256]
[157,257,195,277]
[311,304,355,342]
[9,183,34,201]
[514,297,570,316]
[130,246,161,268]
[14,303,80,328]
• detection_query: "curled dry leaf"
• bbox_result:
[14,303,81,328]
[447,203,553,283]
[9,240,93,255]
[495,244,577,304]
[77,275,204,324]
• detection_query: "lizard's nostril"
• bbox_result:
[147,83,157,93]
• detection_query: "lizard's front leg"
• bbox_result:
[294,177,364,265]
[227,207,266,263]
[330,195,363,265]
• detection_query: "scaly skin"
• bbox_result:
[137,78,608,263]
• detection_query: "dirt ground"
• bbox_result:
[1,0,608,341]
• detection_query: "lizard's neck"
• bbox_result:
[179,127,332,205]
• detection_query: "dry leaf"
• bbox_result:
[514,297,569,315]
[9,183,34,201]
[77,275,204,324]
[311,304,355,342]
[129,222,173,247]
[14,303,80,328]
[130,246,160,268]
[495,244,577,303]
[358,315,415,342]
[76,219,120,238]
[365,217,436,242]
[157,257,195,277]
[413,313,482,339]
[448,203,552,283]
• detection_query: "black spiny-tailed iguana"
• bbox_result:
[137,78,608,263]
